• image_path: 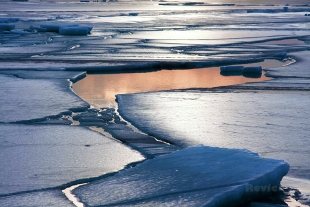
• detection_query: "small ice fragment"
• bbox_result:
[128,12,139,16]
[59,26,92,36]
[243,66,262,73]
[40,24,79,32]
[0,23,15,31]
[220,65,244,72]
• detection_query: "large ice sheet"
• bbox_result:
[117,91,310,180]
[0,70,86,83]
[0,190,75,207]
[0,74,88,122]
[0,124,144,195]
[73,145,289,207]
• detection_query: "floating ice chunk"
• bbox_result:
[220,71,243,76]
[74,145,289,207]
[243,72,262,78]
[283,6,289,12]
[0,24,15,31]
[220,65,244,72]
[59,26,92,36]
[243,66,262,73]
[128,12,139,16]
[40,24,79,32]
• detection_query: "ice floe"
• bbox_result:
[59,26,92,35]
[73,145,289,206]
[220,65,244,72]
[39,24,92,35]
[0,74,88,122]
[242,66,263,73]
[0,190,75,207]
[40,24,79,32]
[117,91,310,180]
[0,124,144,195]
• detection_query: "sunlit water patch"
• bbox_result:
[72,59,289,108]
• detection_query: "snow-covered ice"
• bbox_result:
[73,145,289,206]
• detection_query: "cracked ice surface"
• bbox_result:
[117,91,310,180]
[0,74,88,123]
[0,124,144,195]
[73,145,289,207]
[1,2,310,67]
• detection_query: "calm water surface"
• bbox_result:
[72,59,288,108]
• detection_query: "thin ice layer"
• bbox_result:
[73,145,289,207]
[0,124,144,195]
[0,74,88,122]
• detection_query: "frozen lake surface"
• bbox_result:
[1,1,310,206]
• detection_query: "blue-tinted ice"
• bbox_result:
[0,124,144,195]
[117,91,310,180]
[74,145,289,207]
[0,74,88,123]
[1,1,310,206]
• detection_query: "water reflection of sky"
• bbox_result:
[72,59,289,108]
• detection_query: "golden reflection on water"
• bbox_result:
[72,59,284,108]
